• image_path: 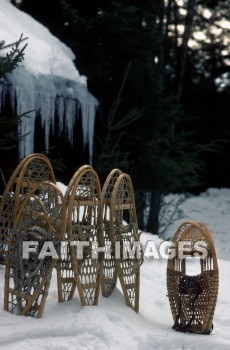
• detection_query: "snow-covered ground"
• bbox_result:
[0,187,230,350]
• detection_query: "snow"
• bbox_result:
[0,186,230,350]
[0,0,98,163]
[0,2,230,348]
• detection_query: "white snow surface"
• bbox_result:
[0,186,230,350]
[0,0,98,162]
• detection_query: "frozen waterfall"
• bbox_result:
[0,0,98,164]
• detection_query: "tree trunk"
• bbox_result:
[135,191,145,231]
[146,190,162,234]
[176,0,197,103]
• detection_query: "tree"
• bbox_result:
[0,34,27,79]
[15,0,230,234]
[0,34,28,191]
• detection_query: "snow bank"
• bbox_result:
[0,187,230,349]
[0,0,98,162]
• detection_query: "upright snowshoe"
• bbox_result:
[101,169,122,298]
[0,154,55,260]
[109,173,142,312]
[167,221,219,334]
[57,165,102,306]
[4,181,63,317]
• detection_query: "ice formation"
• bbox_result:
[0,0,98,163]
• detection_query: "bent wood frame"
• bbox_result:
[167,221,219,334]
[109,173,141,313]
[0,154,56,259]
[57,165,103,306]
[4,181,63,317]
[101,168,122,298]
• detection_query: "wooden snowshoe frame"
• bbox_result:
[1,156,141,315]
[101,169,122,298]
[57,165,103,306]
[0,154,56,259]
[167,221,219,334]
[108,173,142,313]
[4,181,63,318]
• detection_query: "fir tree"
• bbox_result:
[0,34,28,189]
[0,34,27,78]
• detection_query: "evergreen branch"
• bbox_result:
[0,34,28,79]
[111,107,144,130]
[0,34,28,51]
[108,60,132,125]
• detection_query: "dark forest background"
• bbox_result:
[1,0,230,234]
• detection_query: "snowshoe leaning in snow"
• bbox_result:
[101,168,122,298]
[0,153,56,261]
[4,181,63,317]
[108,173,142,313]
[57,165,102,306]
[167,221,219,334]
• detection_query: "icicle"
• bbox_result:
[80,98,97,165]
[37,93,55,152]
[0,0,99,162]
[57,96,65,137]
[1,79,98,162]
[81,103,89,150]
[14,83,36,159]
[65,98,77,145]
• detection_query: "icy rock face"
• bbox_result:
[0,0,98,164]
